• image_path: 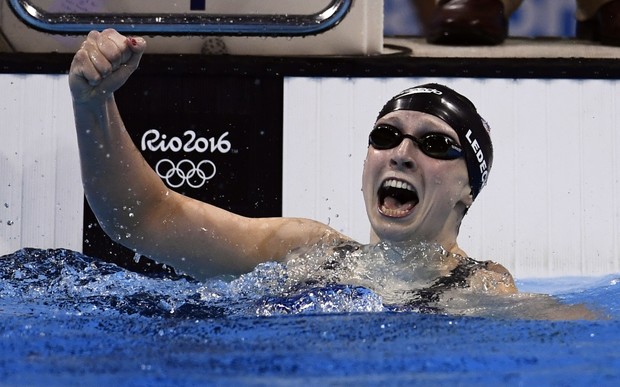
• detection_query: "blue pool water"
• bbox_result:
[1,248,619,386]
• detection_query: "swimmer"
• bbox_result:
[69,29,597,319]
[76,30,612,328]
[69,29,512,291]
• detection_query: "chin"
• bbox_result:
[372,225,419,244]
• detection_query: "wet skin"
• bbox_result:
[362,110,473,255]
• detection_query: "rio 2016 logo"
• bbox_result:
[141,129,231,188]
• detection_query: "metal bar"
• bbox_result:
[7,0,352,36]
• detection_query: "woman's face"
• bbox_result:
[362,110,473,248]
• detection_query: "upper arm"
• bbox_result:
[128,190,346,279]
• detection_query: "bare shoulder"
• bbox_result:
[467,259,518,294]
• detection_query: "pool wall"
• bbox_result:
[1,60,619,279]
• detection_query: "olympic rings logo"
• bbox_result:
[155,159,217,189]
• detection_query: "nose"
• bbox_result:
[389,137,418,170]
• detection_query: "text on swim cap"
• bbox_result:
[465,129,489,186]
[393,87,443,100]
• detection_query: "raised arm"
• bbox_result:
[69,29,345,279]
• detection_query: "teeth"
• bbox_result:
[383,179,414,192]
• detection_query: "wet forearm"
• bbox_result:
[74,96,167,238]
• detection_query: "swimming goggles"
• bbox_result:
[369,124,463,160]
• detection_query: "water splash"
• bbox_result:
[1,245,617,320]
[0,243,453,319]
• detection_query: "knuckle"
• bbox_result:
[73,49,90,65]
[86,30,100,40]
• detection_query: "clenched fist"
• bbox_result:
[69,29,146,104]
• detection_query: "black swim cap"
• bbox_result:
[376,83,492,200]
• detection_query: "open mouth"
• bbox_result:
[378,179,419,218]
